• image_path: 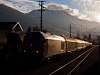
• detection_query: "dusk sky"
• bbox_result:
[1,0,100,23]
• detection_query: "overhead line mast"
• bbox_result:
[37,1,45,31]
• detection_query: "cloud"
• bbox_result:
[46,1,100,23]
[1,0,81,18]
[78,14,91,21]
[71,0,100,23]
[46,3,68,10]
[46,3,80,16]
[46,3,91,20]
[67,8,79,16]
[0,0,39,13]
[1,0,100,23]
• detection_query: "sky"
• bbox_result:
[1,0,100,23]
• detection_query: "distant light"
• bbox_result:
[24,50,26,53]
[36,51,39,53]
[30,44,32,46]
[47,58,50,60]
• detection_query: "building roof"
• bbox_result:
[0,22,16,30]
[0,22,23,32]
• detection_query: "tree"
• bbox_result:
[88,33,92,40]
[76,31,80,39]
[26,26,31,33]
[83,35,88,41]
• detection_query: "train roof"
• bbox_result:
[64,36,89,43]
[61,36,77,42]
[32,32,91,44]
[65,38,77,42]
[75,39,90,44]
[40,32,65,41]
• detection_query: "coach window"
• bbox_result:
[61,41,65,50]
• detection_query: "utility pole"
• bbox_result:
[38,1,45,31]
[70,24,72,38]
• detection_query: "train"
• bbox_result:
[22,31,92,61]
[0,31,92,62]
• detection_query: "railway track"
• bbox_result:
[49,46,98,75]
[19,46,99,75]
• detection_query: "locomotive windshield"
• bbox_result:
[23,32,45,53]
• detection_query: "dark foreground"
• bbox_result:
[82,46,100,75]
[0,45,99,75]
[82,61,100,75]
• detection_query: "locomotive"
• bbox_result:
[23,31,92,61]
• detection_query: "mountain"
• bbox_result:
[0,4,100,38]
